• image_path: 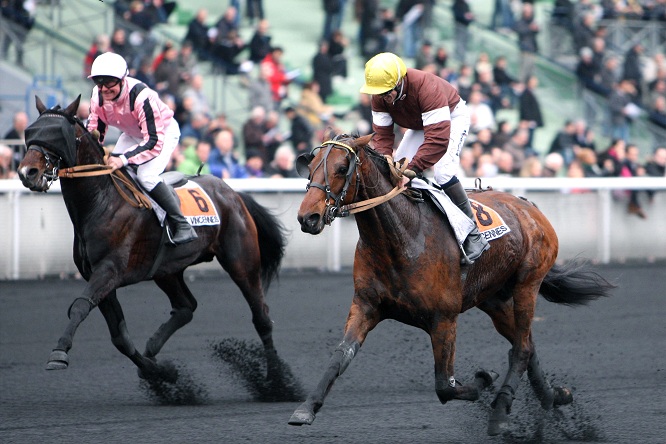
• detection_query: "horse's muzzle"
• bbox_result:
[18,166,49,192]
[298,212,325,234]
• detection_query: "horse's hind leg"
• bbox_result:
[217,248,279,379]
[478,284,541,436]
[145,272,197,359]
[98,291,177,382]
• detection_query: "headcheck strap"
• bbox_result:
[322,140,355,154]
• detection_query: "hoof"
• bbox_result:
[475,369,499,388]
[488,407,510,436]
[45,350,69,370]
[553,386,573,406]
[288,406,315,426]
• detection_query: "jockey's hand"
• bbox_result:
[399,174,411,188]
[106,156,124,172]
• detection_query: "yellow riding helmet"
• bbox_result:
[359,52,407,95]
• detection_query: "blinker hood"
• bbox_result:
[24,113,77,168]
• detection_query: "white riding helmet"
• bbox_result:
[88,52,128,80]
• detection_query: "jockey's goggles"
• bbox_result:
[92,76,122,88]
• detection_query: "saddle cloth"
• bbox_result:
[410,178,511,245]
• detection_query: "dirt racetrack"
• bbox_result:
[1,263,664,443]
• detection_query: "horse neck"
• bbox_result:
[354,153,418,243]
[61,139,121,227]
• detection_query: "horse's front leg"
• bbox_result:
[46,272,117,370]
[99,291,178,382]
[288,300,379,426]
[430,317,497,404]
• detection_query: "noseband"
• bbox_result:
[301,140,360,225]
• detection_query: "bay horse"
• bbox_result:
[288,133,615,435]
[17,95,291,392]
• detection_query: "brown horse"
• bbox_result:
[17,95,294,395]
[289,133,615,435]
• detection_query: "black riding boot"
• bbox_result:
[149,182,198,245]
[443,180,490,265]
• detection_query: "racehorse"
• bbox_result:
[288,132,615,435]
[17,95,290,391]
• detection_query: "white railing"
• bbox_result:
[1,176,665,280]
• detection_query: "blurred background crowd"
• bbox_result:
[1,0,665,219]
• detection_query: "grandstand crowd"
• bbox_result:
[1,0,665,219]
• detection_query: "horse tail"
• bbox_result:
[539,259,616,306]
[239,192,287,292]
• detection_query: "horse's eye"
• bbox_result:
[336,165,348,176]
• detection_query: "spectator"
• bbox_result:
[328,29,349,78]
[183,8,211,61]
[649,96,666,129]
[211,28,249,75]
[246,0,264,25]
[644,146,666,202]
[573,119,597,151]
[265,144,299,178]
[261,46,292,108]
[377,7,398,54]
[434,45,448,71]
[356,0,379,57]
[3,110,28,171]
[576,47,610,96]
[134,56,157,90]
[496,150,516,176]
[248,18,272,64]
[491,120,513,149]
[177,139,212,176]
[518,75,544,147]
[622,44,645,104]
[0,144,17,179]
[179,112,211,142]
[0,0,35,67]
[262,110,286,162]
[284,106,314,155]
[501,127,531,173]
[492,55,517,107]
[242,106,268,163]
[467,90,495,134]
[322,0,345,41]
[576,147,604,177]
[110,27,138,74]
[458,147,475,177]
[176,41,198,87]
[396,0,425,59]
[549,0,574,56]
[299,81,334,128]
[154,43,181,97]
[514,2,540,83]
[312,39,334,103]
[572,11,596,54]
[548,119,577,167]
[598,55,620,98]
[415,39,435,70]
[519,155,544,178]
[624,143,647,219]
[491,0,515,33]
[244,150,266,177]
[208,129,248,179]
[608,79,640,142]
[214,5,240,48]
[182,73,211,118]
[244,61,275,112]
[542,152,565,177]
[83,34,111,79]
[452,0,474,65]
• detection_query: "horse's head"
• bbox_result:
[18,95,103,192]
[296,131,374,234]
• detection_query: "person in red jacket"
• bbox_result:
[359,52,489,264]
[260,46,291,108]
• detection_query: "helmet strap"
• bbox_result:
[392,78,405,105]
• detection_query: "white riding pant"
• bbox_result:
[112,120,180,191]
[394,100,470,185]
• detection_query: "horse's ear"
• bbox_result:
[322,127,337,142]
[64,95,82,117]
[355,133,373,148]
[35,96,46,114]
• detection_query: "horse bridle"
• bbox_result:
[297,139,360,225]
[25,110,94,189]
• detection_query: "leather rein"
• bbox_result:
[307,140,406,224]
